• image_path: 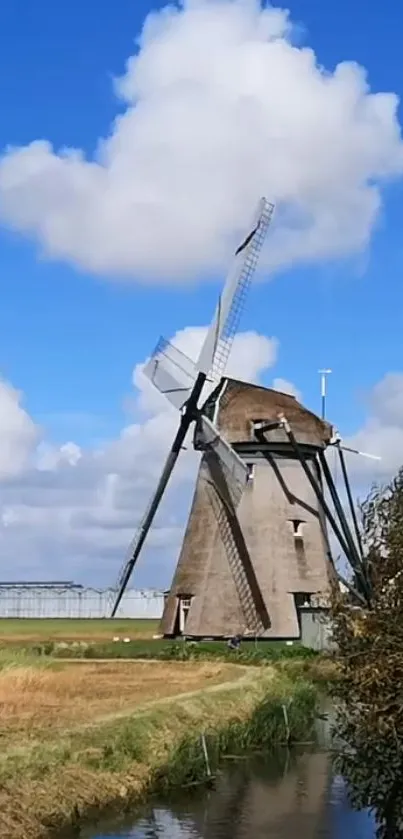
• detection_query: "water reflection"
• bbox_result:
[90,749,375,839]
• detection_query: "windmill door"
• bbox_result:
[178,596,192,634]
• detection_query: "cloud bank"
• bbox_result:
[0,325,402,588]
[0,0,402,281]
[0,328,279,587]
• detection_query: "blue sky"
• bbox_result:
[0,0,401,439]
[0,0,402,585]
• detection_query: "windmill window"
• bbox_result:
[180,596,192,610]
[246,463,255,483]
[288,519,305,538]
[294,592,312,608]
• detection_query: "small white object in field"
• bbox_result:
[153,634,163,639]
[113,637,120,642]
[286,641,294,646]
[123,637,131,643]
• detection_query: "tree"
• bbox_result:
[331,467,403,838]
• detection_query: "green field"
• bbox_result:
[0,618,159,642]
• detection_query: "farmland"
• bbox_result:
[0,617,159,643]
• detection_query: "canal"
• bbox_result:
[84,747,375,839]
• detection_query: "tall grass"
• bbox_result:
[0,647,61,672]
[29,637,318,663]
[154,680,317,790]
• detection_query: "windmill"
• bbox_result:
[110,197,275,633]
[162,381,337,639]
[159,378,380,638]
[111,198,376,640]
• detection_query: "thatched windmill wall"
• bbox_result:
[160,378,335,639]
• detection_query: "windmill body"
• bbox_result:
[161,379,335,639]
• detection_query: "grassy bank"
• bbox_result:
[0,655,320,839]
[17,636,318,663]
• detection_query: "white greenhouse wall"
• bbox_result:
[0,587,165,620]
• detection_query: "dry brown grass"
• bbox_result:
[0,660,243,746]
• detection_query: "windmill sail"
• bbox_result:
[111,446,182,616]
[196,415,271,633]
[110,197,274,617]
[142,338,197,410]
[196,415,247,507]
[197,198,274,380]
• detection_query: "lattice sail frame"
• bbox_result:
[198,415,248,506]
[199,199,275,382]
[204,470,266,635]
[196,414,268,635]
[142,199,274,410]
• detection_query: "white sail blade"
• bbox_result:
[198,415,248,506]
[143,337,197,410]
[196,198,274,380]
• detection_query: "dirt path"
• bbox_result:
[77,664,269,729]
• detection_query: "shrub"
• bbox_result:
[331,467,403,838]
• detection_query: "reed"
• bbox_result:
[154,678,318,790]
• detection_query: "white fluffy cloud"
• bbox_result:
[272,377,301,400]
[0,0,402,281]
[0,327,278,586]
[343,373,403,484]
[0,380,38,479]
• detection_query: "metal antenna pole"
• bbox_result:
[318,369,332,420]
